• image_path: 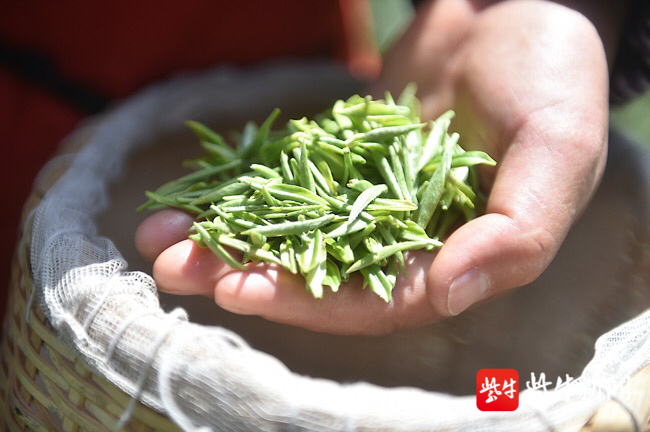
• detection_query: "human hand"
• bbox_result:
[136,0,608,334]
[375,0,608,316]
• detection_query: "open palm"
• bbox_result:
[136,0,608,334]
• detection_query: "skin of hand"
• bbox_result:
[135,0,609,335]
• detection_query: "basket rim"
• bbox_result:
[11,61,650,432]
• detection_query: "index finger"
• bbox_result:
[153,238,441,335]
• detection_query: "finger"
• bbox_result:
[153,242,440,335]
[427,117,607,317]
[216,250,441,334]
[135,209,194,261]
[153,239,239,297]
[367,0,475,117]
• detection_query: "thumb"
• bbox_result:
[427,213,557,316]
[427,121,606,316]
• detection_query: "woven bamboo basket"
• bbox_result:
[1,63,650,431]
[0,137,180,431]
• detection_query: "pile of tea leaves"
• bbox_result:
[140,88,495,301]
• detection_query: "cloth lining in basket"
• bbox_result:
[23,62,650,431]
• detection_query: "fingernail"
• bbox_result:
[447,267,490,316]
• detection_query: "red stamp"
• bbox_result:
[476,369,519,411]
